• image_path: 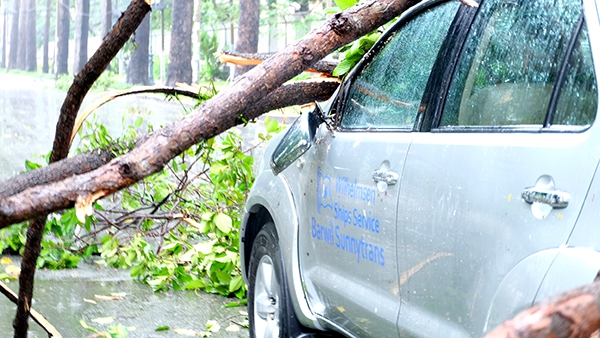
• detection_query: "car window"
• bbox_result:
[553,23,598,126]
[439,0,585,128]
[340,1,460,130]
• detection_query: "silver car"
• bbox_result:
[240,0,600,337]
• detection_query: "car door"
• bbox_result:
[291,1,461,336]
[396,0,599,337]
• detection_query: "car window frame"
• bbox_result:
[329,0,464,133]
[424,0,597,134]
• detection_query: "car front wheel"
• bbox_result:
[248,222,301,338]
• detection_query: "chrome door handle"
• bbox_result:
[372,170,399,186]
[521,187,570,209]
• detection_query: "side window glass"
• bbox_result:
[440,0,582,127]
[340,1,459,130]
[553,23,598,126]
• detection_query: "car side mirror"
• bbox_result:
[270,103,325,175]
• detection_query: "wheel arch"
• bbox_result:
[241,171,321,329]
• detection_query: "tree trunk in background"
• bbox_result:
[42,0,50,73]
[24,0,35,72]
[166,0,192,86]
[7,0,18,69]
[295,0,310,40]
[73,0,89,74]
[16,0,25,69]
[234,0,259,77]
[1,0,7,68]
[101,0,112,38]
[56,0,70,75]
[126,13,149,85]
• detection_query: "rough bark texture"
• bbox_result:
[56,0,70,75]
[234,0,260,76]
[485,281,600,338]
[166,0,193,86]
[126,13,150,85]
[7,0,19,69]
[42,0,50,73]
[73,0,90,74]
[0,0,420,228]
[12,217,44,338]
[0,150,116,198]
[24,0,35,72]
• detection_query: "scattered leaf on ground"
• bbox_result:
[83,298,97,304]
[155,325,170,331]
[91,317,115,324]
[95,294,123,301]
[5,265,20,277]
[0,257,13,265]
[225,324,240,332]
[174,328,198,336]
[205,320,220,332]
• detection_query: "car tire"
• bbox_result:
[248,221,302,338]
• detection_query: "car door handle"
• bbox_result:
[372,170,399,186]
[521,187,570,209]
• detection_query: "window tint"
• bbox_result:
[340,1,459,130]
[440,0,582,127]
[553,23,598,126]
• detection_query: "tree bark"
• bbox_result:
[485,280,600,338]
[234,0,259,76]
[42,0,50,73]
[73,0,90,74]
[7,0,19,69]
[0,0,421,228]
[16,0,24,69]
[56,0,70,75]
[101,0,112,38]
[24,0,35,72]
[166,0,192,86]
[126,12,150,85]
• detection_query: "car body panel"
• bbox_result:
[241,0,600,337]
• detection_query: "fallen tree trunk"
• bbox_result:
[0,80,339,200]
[0,0,423,228]
[485,280,600,338]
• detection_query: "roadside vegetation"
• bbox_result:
[0,84,286,302]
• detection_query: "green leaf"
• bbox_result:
[214,213,232,233]
[334,0,357,10]
[184,279,207,290]
[79,320,99,333]
[228,275,244,293]
[155,326,170,332]
[332,58,356,77]
[24,160,42,171]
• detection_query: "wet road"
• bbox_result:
[0,256,248,337]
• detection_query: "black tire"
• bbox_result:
[248,222,302,338]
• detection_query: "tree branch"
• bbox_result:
[0,0,421,228]
[485,280,600,338]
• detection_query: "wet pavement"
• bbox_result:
[0,256,248,337]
